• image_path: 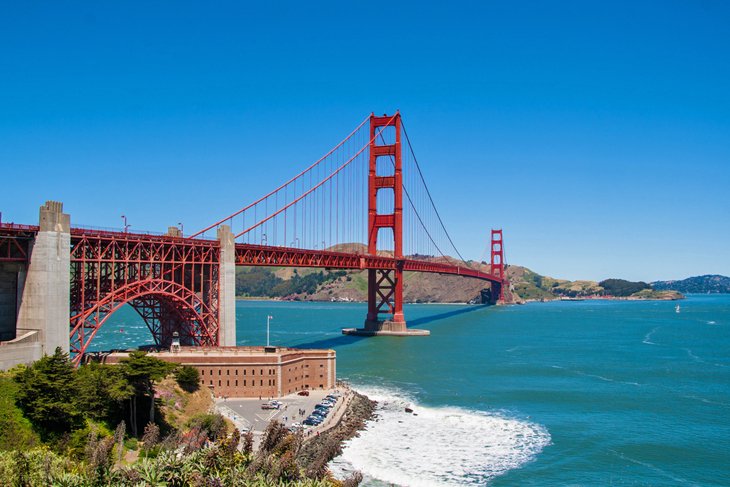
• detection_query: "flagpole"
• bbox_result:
[267,315,272,347]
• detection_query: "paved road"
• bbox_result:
[215,388,349,447]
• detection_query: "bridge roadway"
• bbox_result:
[1,219,504,367]
[1,223,502,284]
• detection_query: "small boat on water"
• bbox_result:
[675,304,681,314]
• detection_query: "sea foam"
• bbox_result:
[329,385,551,486]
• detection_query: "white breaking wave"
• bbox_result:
[330,385,551,486]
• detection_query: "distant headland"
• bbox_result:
[652,275,730,295]
[232,260,719,304]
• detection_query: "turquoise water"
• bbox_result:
[93,295,730,486]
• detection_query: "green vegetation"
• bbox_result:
[0,423,355,486]
[0,373,39,451]
[349,273,368,294]
[508,266,682,301]
[236,267,283,297]
[10,348,173,442]
[174,364,201,393]
[598,279,650,297]
[553,280,603,297]
[236,267,347,298]
[119,351,177,436]
[511,268,556,300]
[0,350,360,486]
[631,288,683,300]
[14,348,85,439]
[652,274,730,294]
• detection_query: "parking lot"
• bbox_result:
[217,388,348,441]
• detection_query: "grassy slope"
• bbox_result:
[155,377,225,433]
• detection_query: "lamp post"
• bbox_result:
[178,222,183,236]
[266,315,273,347]
[121,215,130,233]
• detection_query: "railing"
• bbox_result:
[0,223,39,232]
[73,223,165,236]
[70,225,219,245]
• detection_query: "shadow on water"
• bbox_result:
[293,333,369,350]
[407,304,490,327]
[293,305,490,349]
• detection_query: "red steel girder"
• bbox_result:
[234,243,504,284]
[69,227,221,364]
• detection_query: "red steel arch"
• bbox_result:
[69,230,221,364]
[69,278,218,365]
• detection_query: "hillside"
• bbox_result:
[507,266,683,302]
[236,264,498,304]
[233,244,692,303]
[652,275,730,294]
[236,254,686,304]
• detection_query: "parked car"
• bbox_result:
[261,401,280,410]
[304,416,323,425]
[297,390,310,396]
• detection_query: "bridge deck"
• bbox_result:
[0,224,502,284]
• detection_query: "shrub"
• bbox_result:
[13,348,83,440]
[187,413,227,442]
[0,374,39,451]
[175,365,200,393]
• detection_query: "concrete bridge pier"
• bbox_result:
[217,224,236,346]
[4,201,71,367]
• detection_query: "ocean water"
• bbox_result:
[92,295,730,486]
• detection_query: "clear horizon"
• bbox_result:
[1,2,728,282]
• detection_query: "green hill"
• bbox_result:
[652,275,730,294]
[506,267,683,301]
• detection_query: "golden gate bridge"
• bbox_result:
[0,112,507,365]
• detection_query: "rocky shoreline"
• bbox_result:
[296,390,376,481]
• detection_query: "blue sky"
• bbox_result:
[1,1,728,281]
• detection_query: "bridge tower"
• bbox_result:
[362,112,420,334]
[490,229,505,303]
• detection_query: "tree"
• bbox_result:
[74,361,130,424]
[13,348,83,439]
[599,278,650,297]
[174,365,200,393]
[118,352,176,436]
[0,373,39,451]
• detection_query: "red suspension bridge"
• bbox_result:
[0,112,507,365]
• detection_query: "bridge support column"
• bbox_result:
[16,201,71,356]
[490,229,506,303]
[344,112,428,337]
[217,225,236,346]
